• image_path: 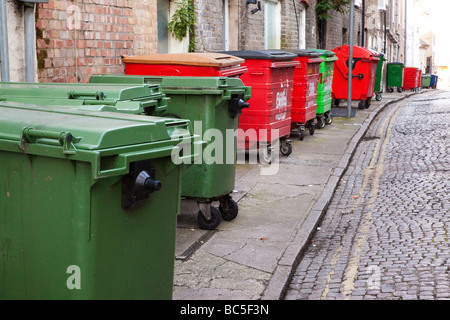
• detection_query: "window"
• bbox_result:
[378,0,387,11]
[264,0,281,49]
[298,8,306,49]
[157,0,169,53]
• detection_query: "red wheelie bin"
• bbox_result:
[331,45,380,109]
[220,50,299,160]
[403,67,421,91]
[122,52,248,78]
[281,49,324,139]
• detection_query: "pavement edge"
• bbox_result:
[261,92,420,300]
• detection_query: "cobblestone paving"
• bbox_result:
[285,90,450,300]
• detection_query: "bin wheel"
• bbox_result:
[325,112,333,125]
[299,125,305,141]
[309,122,315,136]
[197,206,221,230]
[398,87,403,93]
[358,101,365,110]
[365,99,371,109]
[334,99,340,107]
[387,87,394,93]
[280,140,292,157]
[260,145,274,164]
[219,196,238,221]
[317,117,326,129]
[376,93,382,101]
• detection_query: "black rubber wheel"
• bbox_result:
[325,112,333,125]
[358,101,365,109]
[219,197,239,221]
[309,123,315,136]
[316,117,326,129]
[280,142,292,156]
[334,99,340,107]
[299,127,305,141]
[197,206,221,230]
[387,87,394,93]
[260,145,274,164]
[398,87,403,93]
[376,93,382,101]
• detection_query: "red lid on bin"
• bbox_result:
[332,45,380,61]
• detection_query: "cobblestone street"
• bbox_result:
[285,90,450,300]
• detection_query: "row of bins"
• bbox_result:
[386,63,438,92]
[0,46,424,299]
[0,50,328,299]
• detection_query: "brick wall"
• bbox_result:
[36,0,158,83]
[238,2,265,50]
[305,0,317,49]
[194,0,310,52]
[280,0,308,49]
[193,0,224,51]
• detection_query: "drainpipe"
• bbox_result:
[24,2,35,82]
[348,0,355,119]
[0,0,10,81]
[384,9,386,54]
[361,0,365,47]
[404,0,407,64]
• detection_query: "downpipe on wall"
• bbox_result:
[24,2,36,82]
[0,0,10,81]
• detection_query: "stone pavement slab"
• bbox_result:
[172,91,419,300]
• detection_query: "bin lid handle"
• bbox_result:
[20,127,81,155]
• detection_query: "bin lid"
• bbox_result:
[306,49,337,58]
[122,53,245,67]
[218,50,298,61]
[89,75,252,100]
[0,82,169,115]
[277,49,323,58]
[0,102,192,151]
[331,45,379,60]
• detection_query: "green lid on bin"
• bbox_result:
[0,102,191,151]
[307,49,337,57]
[0,82,169,115]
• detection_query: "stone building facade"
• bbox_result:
[0,0,419,84]
[193,0,312,52]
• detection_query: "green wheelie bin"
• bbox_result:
[308,49,338,126]
[90,74,252,230]
[387,62,404,93]
[421,74,431,89]
[0,82,169,116]
[374,52,386,101]
[0,102,199,299]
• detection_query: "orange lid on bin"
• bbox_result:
[122,53,245,67]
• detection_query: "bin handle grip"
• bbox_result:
[20,127,81,155]
[68,90,105,100]
[97,139,206,178]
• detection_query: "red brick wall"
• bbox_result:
[36,0,157,83]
